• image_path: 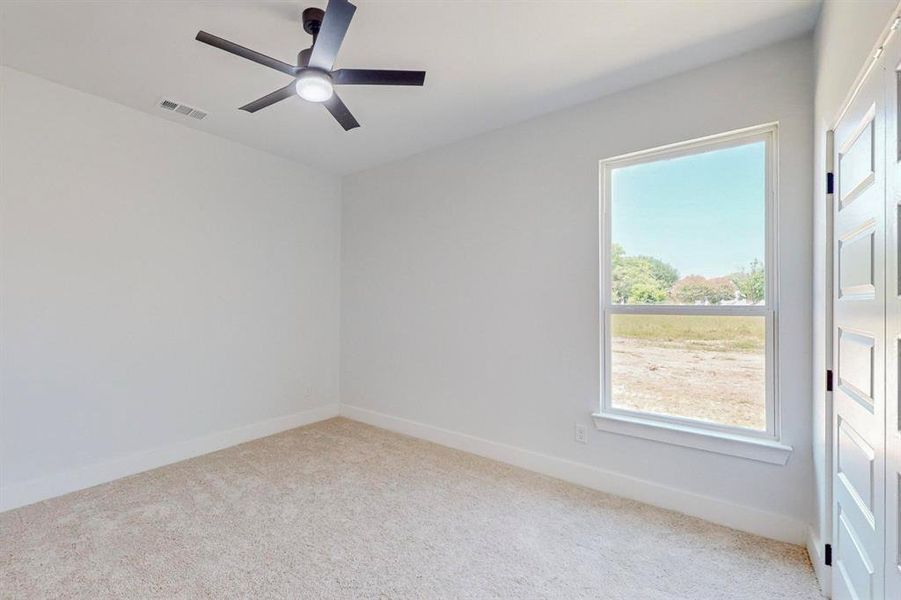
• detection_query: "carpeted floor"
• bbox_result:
[1,417,819,599]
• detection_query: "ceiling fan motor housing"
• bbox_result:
[302,8,325,36]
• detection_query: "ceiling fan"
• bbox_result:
[195,0,425,130]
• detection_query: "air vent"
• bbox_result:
[157,98,207,120]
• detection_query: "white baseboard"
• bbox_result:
[340,404,809,545]
[0,403,339,513]
[3,401,810,547]
[807,528,832,597]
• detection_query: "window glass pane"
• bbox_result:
[610,314,766,430]
[610,141,766,305]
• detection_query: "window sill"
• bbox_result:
[591,412,792,465]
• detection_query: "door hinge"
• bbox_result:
[824,543,832,566]
[826,172,834,195]
[826,369,834,392]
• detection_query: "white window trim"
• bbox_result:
[592,123,792,465]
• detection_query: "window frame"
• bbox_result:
[594,123,789,463]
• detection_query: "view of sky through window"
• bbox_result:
[611,141,766,277]
[610,141,766,305]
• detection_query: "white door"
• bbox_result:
[832,59,887,600]
[884,29,901,598]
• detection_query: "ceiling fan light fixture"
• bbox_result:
[295,70,334,103]
[195,0,426,130]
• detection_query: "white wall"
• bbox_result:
[341,37,814,542]
[810,0,897,578]
[0,67,341,509]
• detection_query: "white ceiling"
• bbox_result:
[1,1,820,175]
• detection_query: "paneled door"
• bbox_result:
[884,28,901,598]
[832,59,887,599]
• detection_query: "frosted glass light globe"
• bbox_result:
[295,70,334,103]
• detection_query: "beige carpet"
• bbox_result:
[1,417,819,599]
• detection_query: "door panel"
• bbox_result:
[833,62,886,600]
[839,222,877,299]
[839,112,876,207]
[838,328,877,407]
[837,507,876,599]
[837,416,877,519]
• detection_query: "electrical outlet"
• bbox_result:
[575,424,588,444]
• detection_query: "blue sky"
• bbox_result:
[611,141,765,278]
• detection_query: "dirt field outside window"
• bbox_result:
[610,314,766,430]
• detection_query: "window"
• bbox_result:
[594,124,790,464]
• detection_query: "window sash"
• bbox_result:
[600,309,776,439]
[598,123,778,441]
[606,304,768,316]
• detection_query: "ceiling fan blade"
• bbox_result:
[307,0,356,71]
[323,93,360,131]
[196,31,299,76]
[239,83,297,113]
[332,69,426,86]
